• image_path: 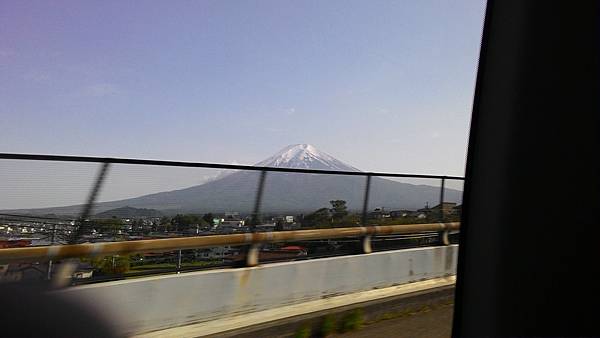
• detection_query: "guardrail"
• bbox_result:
[0,222,459,265]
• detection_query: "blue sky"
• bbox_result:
[1,1,486,207]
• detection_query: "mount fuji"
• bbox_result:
[13,144,462,216]
[255,144,360,172]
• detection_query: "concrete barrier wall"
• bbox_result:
[59,245,458,335]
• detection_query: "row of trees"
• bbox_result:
[301,199,459,228]
[92,198,456,234]
[301,200,360,228]
[162,214,213,232]
[90,213,219,235]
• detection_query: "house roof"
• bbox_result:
[280,246,306,251]
[431,202,457,209]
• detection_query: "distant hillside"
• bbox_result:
[93,206,163,219]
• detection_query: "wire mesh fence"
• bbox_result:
[0,153,463,284]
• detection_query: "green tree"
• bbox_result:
[172,214,207,232]
[339,309,364,333]
[90,255,130,274]
[94,218,124,236]
[159,216,171,232]
[133,218,145,232]
[202,213,214,225]
[329,200,348,222]
[303,208,331,228]
[338,213,361,227]
[320,315,337,336]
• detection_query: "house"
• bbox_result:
[413,202,458,220]
[254,223,276,232]
[217,220,244,230]
[430,202,457,217]
[72,270,93,279]
[452,204,462,216]
[389,210,412,218]
[410,203,432,218]
[220,220,244,226]
[72,261,95,280]
[219,212,245,228]
[280,246,308,255]
[417,202,432,214]
[271,216,298,230]
[0,238,32,248]
[224,212,241,220]
[197,246,239,259]
[369,207,390,219]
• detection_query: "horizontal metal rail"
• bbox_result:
[0,222,459,263]
[0,153,465,180]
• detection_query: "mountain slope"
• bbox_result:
[87,144,461,213]
[93,206,163,218]
[7,144,462,215]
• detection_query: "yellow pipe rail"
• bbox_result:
[0,222,459,263]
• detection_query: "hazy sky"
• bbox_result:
[0,1,486,208]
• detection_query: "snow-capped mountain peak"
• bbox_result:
[255,144,360,171]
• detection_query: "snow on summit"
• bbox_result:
[256,144,360,171]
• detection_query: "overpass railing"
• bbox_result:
[0,153,463,271]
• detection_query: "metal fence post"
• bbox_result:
[70,162,111,244]
[439,177,446,222]
[46,260,53,280]
[360,174,373,254]
[247,170,267,266]
[52,161,110,286]
[177,250,182,273]
[361,174,372,226]
[51,224,56,245]
[438,177,449,245]
[250,170,267,231]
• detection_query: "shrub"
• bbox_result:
[294,324,311,338]
[339,309,364,333]
[319,314,336,337]
[92,255,130,274]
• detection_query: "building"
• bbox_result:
[219,212,245,228]
[72,262,95,280]
[430,202,457,217]
[224,212,240,220]
[272,216,298,230]
[389,210,412,218]
[416,202,458,220]
[254,223,276,232]
[197,246,239,259]
[369,207,390,219]
[452,204,462,216]
[417,202,431,214]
